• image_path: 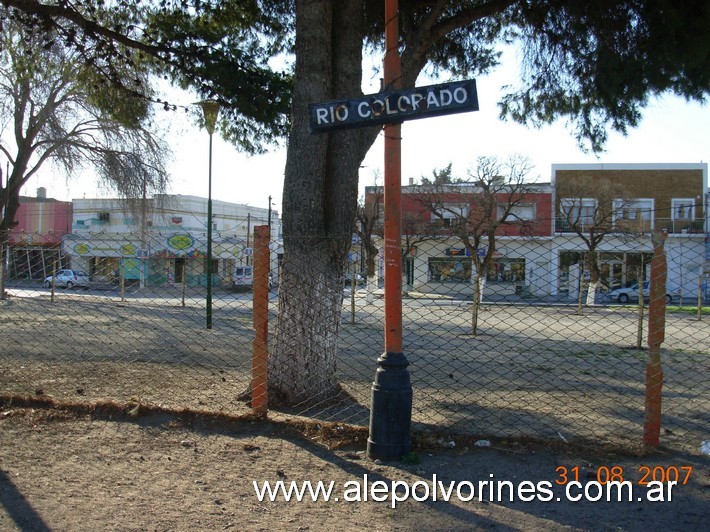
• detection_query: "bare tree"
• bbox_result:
[356,181,382,304]
[556,176,636,310]
[0,15,170,299]
[414,155,536,335]
[0,14,169,235]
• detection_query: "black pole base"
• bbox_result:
[367,351,412,461]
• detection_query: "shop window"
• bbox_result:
[428,257,471,283]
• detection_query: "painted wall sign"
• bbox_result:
[309,79,478,133]
[62,233,248,259]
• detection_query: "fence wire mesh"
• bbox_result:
[1,231,708,451]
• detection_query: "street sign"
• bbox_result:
[309,79,478,133]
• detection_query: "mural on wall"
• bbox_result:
[62,233,247,260]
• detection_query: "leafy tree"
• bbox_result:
[413,155,536,334]
[273,0,709,403]
[422,163,460,186]
[0,0,292,152]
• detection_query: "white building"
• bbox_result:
[64,194,280,288]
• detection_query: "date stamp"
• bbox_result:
[555,465,694,486]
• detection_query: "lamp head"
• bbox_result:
[198,100,220,135]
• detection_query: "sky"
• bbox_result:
[26,48,710,216]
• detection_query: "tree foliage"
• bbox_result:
[0,0,293,152]
[503,0,710,150]
[3,1,707,152]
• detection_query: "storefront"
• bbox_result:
[62,232,248,287]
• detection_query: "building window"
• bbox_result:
[500,203,535,221]
[672,199,695,220]
[431,203,469,226]
[486,258,525,283]
[428,257,471,283]
[97,212,110,222]
[613,198,653,221]
[560,198,596,227]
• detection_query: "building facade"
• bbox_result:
[7,187,72,280]
[365,163,708,301]
[65,194,280,288]
[552,163,707,301]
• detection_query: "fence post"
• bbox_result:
[251,225,269,416]
[644,230,667,447]
[120,260,126,302]
[698,273,703,321]
[0,230,6,300]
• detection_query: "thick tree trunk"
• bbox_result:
[270,0,378,406]
[271,239,345,404]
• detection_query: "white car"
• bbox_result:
[608,281,674,304]
[43,269,91,290]
[232,266,274,290]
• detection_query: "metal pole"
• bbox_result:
[206,130,213,329]
[197,99,219,329]
[367,0,412,461]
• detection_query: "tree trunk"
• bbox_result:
[471,271,482,336]
[585,279,599,306]
[270,0,378,406]
[271,239,345,404]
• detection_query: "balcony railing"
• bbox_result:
[555,217,705,234]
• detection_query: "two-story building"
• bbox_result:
[63,194,280,288]
[552,163,707,301]
[365,163,708,301]
[365,180,555,298]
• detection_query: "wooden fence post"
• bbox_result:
[251,225,270,416]
[644,230,667,447]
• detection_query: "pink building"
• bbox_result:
[8,187,72,280]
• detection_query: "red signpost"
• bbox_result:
[365,0,413,461]
[307,1,479,460]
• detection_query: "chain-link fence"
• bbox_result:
[1,231,708,451]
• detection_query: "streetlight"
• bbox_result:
[198,99,220,330]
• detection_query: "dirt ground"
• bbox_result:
[0,404,708,531]
[1,293,708,453]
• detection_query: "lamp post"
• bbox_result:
[199,100,220,330]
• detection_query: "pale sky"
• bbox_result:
[27,49,710,214]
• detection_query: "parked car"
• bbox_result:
[232,266,273,290]
[607,281,675,304]
[43,269,90,290]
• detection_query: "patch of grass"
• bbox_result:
[401,451,421,464]
[675,306,710,315]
